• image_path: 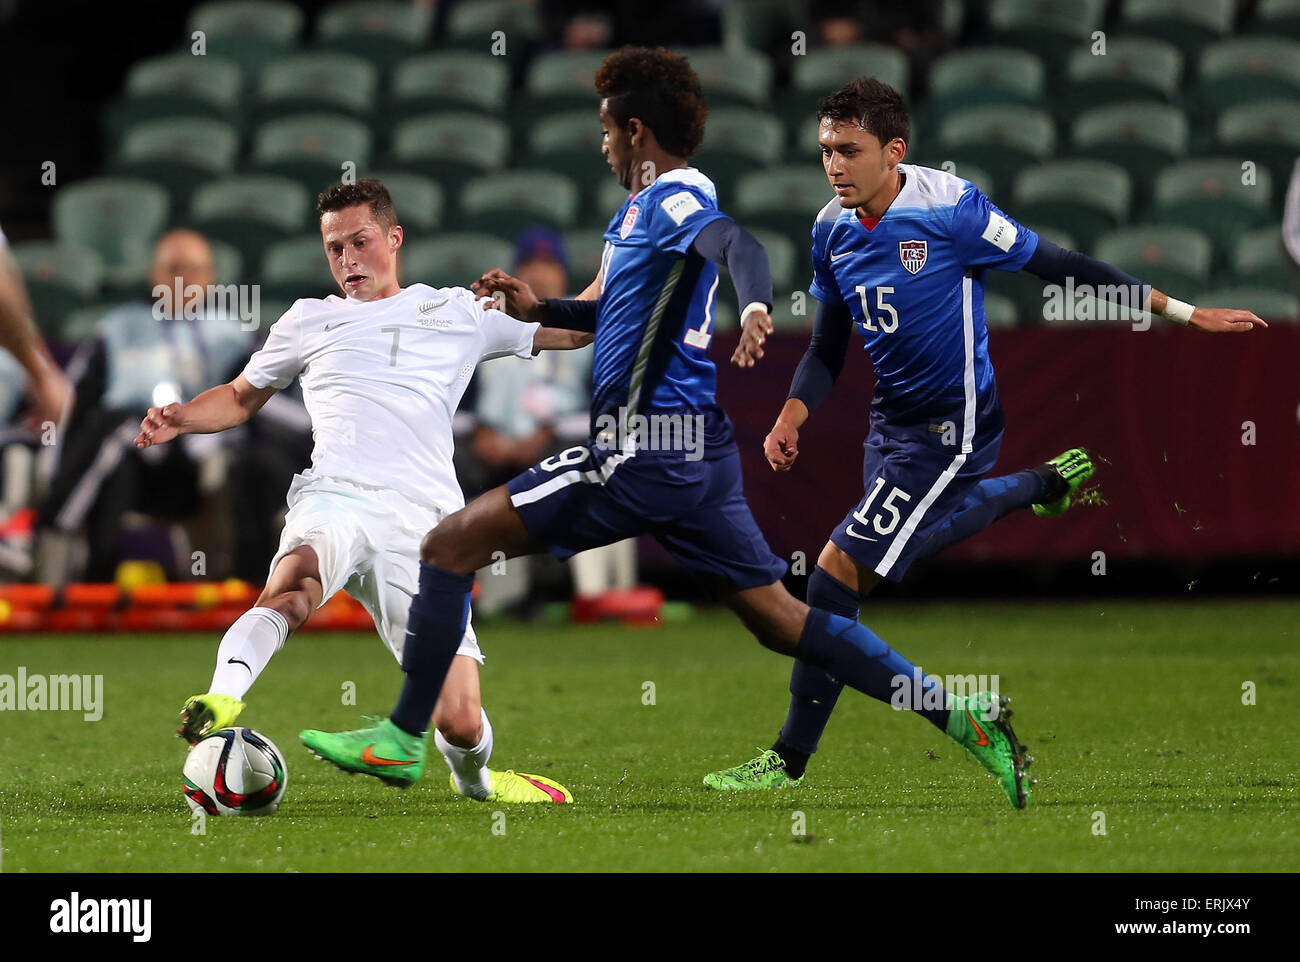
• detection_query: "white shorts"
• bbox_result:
[268,474,482,664]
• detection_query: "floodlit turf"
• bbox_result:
[1,600,1296,872]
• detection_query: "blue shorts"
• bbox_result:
[507,442,789,591]
[830,385,1006,582]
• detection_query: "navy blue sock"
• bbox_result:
[775,568,857,769]
[390,562,474,736]
[798,607,950,732]
[921,469,1046,557]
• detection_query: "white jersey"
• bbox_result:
[242,283,539,512]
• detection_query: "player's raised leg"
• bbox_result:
[178,545,321,742]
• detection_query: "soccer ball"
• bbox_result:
[183,727,287,816]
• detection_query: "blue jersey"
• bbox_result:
[594,168,730,451]
[809,164,1038,414]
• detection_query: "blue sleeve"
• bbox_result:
[951,185,1040,272]
[808,218,844,305]
[788,298,853,415]
[648,185,729,255]
[1023,238,1150,301]
[690,219,774,309]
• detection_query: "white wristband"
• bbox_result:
[1162,297,1195,325]
[740,301,768,323]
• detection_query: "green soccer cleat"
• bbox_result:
[1032,447,1094,518]
[450,769,574,803]
[178,693,245,744]
[702,749,803,791]
[300,717,428,787]
[946,692,1033,809]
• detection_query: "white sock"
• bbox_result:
[435,708,493,800]
[208,607,290,699]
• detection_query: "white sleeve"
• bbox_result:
[241,301,304,389]
[474,296,540,361]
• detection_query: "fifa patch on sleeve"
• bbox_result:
[981,211,1018,252]
[661,191,704,225]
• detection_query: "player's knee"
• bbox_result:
[264,588,312,631]
[434,697,482,746]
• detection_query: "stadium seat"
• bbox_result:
[720,0,800,53]
[260,236,336,301]
[693,107,785,204]
[253,52,378,121]
[1117,0,1234,56]
[1070,103,1188,203]
[399,234,516,289]
[109,118,240,211]
[1214,100,1300,188]
[927,48,1045,119]
[444,0,541,52]
[1060,38,1183,120]
[593,180,631,227]
[1230,225,1298,289]
[387,112,509,198]
[948,162,996,200]
[747,229,797,293]
[1248,0,1300,38]
[563,228,607,284]
[1196,285,1300,321]
[313,1,432,69]
[1193,38,1300,112]
[187,1,305,74]
[363,171,444,233]
[982,291,1019,328]
[250,114,373,196]
[458,171,581,239]
[781,43,908,134]
[1094,225,1213,294]
[190,175,313,273]
[522,51,608,115]
[52,178,169,282]
[60,303,122,343]
[390,52,510,119]
[527,110,612,189]
[1010,160,1131,251]
[934,106,1055,198]
[1152,159,1274,252]
[735,166,835,241]
[11,242,106,338]
[102,53,242,150]
[982,0,1104,70]
[208,240,245,285]
[687,48,774,108]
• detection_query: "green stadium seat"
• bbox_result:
[694,108,785,204]
[52,178,169,281]
[1070,103,1188,203]
[1214,99,1300,188]
[1118,0,1234,56]
[934,106,1056,198]
[1152,159,1274,252]
[187,1,304,75]
[444,0,541,52]
[780,44,909,131]
[928,48,1045,119]
[1094,225,1213,294]
[313,2,432,69]
[1196,285,1300,320]
[721,0,799,52]
[593,180,631,227]
[60,303,121,343]
[110,118,240,211]
[983,0,1104,70]
[1060,38,1183,120]
[363,171,444,233]
[190,175,314,272]
[260,235,335,301]
[735,166,834,241]
[946,162,995,200]
[522,51,607,115]
[687,48,774,108]
[1010,160,1130,251]
[103,53,242,150]
[387,112,509,197]
[458,171,580,239]
[747,229,797,293]
[390,52,510,119]
[1249,0,1300,39]
[250,114,373,196]
[1194,38,1300,112]
[400,234,516,289]
[11,242,105,337]
[982,291,1019,328]
[527,110,611,189]
[1230,225,1298,288]
[208,239,245,285]
[563,228,607,285]
[253,52,378,121]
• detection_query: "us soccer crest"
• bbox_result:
[620,205,639,239]
[899,240,927,274]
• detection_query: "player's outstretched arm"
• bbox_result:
[533,328,594,351]
[684,219,774,367]
[765,299,853,472]
[135,374,276,449]
[472,268,600,332]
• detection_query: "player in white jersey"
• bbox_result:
[136,180,587,803]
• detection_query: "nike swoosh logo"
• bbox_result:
[324,322,348,330]
[517,774,568,803]
[227,657,252,673]
[967,710,990,747]
[844,523,878,541]
[361,745,416,766]
[829,249,854,261]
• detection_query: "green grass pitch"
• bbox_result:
[1,600,1295,872]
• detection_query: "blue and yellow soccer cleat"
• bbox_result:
[1032,447,1095,518]
[702,749,803,790]
[178,693,245,744]
[300,717,427,787]
[946,692,1033,809]
[451,769,574,803]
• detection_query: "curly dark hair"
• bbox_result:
[317,178,396,230]
[595,46,708,158]
[817,77,910,147]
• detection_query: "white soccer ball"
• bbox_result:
[183,727,287,816]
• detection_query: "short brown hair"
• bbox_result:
[317,178,396,230]
[596,46,708,158]
[817,77,910,147]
